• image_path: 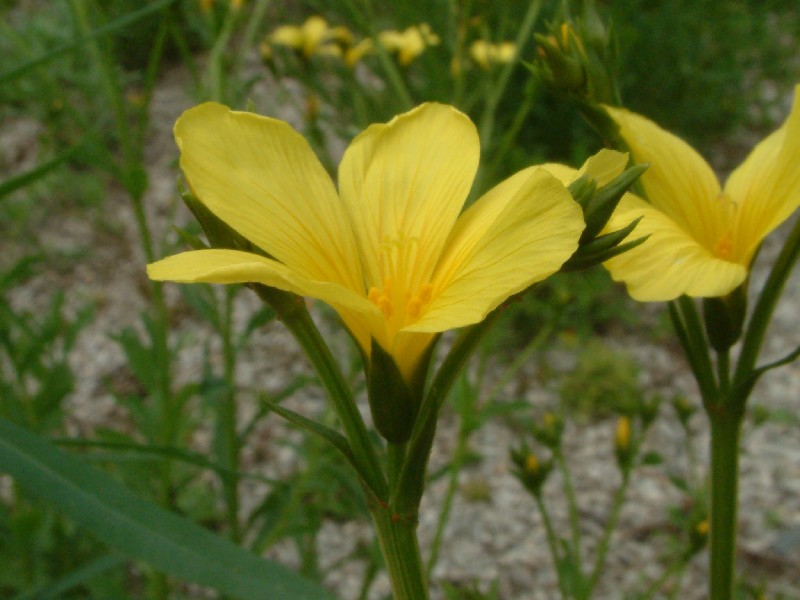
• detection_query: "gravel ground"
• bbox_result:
[3,63,800,599]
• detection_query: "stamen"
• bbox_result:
[368,287,381,304]
[418,283,433,305]
[378,295,393,317]
[407,297,423,320]
[714,231,734,259]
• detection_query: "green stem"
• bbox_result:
[707,408,743,600]
[477,0,542,143]
[235,0,272,75]
[220,287,241,542]
[554,446,583,569]
[253,286,387,500]
[425,421,470,577]
[534,494,570,600]
[733,216,800,395]
[370,504,429,600]
[206,2,239,103]
[473,0,542,195]
[585,467,632,596]
[671,298,717,404]
[450,0,471,107]
[716,349,730,398]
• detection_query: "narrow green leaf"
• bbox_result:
[55,438,281,486]
[263,399,356,468]
[733,343,800,403]
[0,141,85,200]
[0,417,336,600]
[13,554,126,600]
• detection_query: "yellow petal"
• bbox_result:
[604,105,724,248]
[386,330,437,383]
[338,103,479,292]
[148,248,383,339]
[377,30,403,51]
[409,169,583,332]
[538,148,628,187]
[469,40,491,70]
[301,16,329,56]
[724,84,800,263]
[579,148,629,186]
[602,195,747,301]
[174,103,363,291]
[536,163,579,186]
[270,25,304,48]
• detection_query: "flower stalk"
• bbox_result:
[370,502,429,600]
[707,406,743,600]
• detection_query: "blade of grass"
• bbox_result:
[0,137,90,200]
[13,554,127,600]
[0,417,336,600]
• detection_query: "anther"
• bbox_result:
[714,232,734,260]
[418,283,433,304]
[378,296,393,317]
[407,297,423,320]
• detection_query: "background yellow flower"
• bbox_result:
[601,84,800,301]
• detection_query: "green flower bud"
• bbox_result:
[510,446,553,497]
[614,415,634,469]
[671,395,697,428]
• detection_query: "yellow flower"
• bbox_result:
[614,415,631,453]
[379,24,439,66]
[524,453,539,475]
[469,40,517,70]
[269,16,352,58]
[148,103,584,383]
[344,38,374,67]
[601,84,800,301]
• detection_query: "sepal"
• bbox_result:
[702,283,747,352]
[367,339,419,445]
[579,163,648,241]
[562,217,646,271]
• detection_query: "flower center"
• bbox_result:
[714,231,734,259]
[366,232,434,327]
[368,281,433,323]
[712,193,737,260]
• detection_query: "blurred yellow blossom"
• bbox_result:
[602,84,800,301]
[269,16,352,58]
[344,38,374,67]
[469,40,516,70]
[379,24,440,66]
